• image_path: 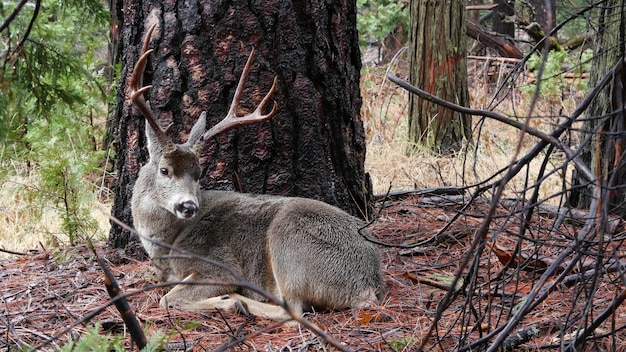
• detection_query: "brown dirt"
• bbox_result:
[2,195,625,351]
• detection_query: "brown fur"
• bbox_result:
[131,116,384,320]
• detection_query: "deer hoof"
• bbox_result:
[220,294,249,316]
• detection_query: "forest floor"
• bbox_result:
[2,193,625,351]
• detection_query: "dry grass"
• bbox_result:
[0,170,111,257]
[362,52,587,206]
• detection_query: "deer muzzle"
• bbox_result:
[175,200,198,219]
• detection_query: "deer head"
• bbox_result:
[129,24,278,220]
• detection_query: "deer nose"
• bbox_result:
[176,201,198,219]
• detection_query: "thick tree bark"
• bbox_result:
[109,0,369,249]
[571,2,626,215]
[407,0,471,154]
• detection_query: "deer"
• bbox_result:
[128,24,384,321]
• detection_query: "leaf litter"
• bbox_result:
[1,195,625,351]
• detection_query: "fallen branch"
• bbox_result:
[502,325,541,350]
[467,55,521,64]
[466,20,523,58]
[92,246,147,350]
[0,248,27,256]
[373,187,465,202]
[500,199,623,233]
[402,272,462,292]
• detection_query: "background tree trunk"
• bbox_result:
[492,0,515,38]
[571,1,626,215]
[528,0,556,35]
[109,0,370,250]
[407,0,471,154]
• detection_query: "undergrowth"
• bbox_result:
[57,323,166,352]
[0,0,112,251]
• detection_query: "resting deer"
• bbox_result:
[129,25,384,321]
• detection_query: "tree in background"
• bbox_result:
[528,0,556,35]
[407,0,471,154]
[108,0,370,249]
[571,1,626,215]
[492,0,515,38]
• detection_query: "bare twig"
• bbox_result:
[0,0,30,33]
[389,47,624,351]
[0,248,28,256]
[387,72,595,182]
[15,0,41,49]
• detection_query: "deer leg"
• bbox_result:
[193,294,294,321]
[158,273,295,321]
[159,271,236,309]
[161,293,247,314]
[163,291,294,321]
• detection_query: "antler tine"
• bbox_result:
[128,23,174,150]
[201,49,278,142]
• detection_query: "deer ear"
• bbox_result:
[184,111,207,149]
[145,121,164,161]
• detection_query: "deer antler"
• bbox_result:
[129,24,175,153]
[130,24,278,155]
[196,49,278,147]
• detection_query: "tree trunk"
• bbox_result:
[407,0,471,154]
[571,1,626,215]
[528,0,556,35]
[108,0,370,249]
[492,0,515,38]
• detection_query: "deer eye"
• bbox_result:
[192,166,201,181]
[159,168,169,177]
